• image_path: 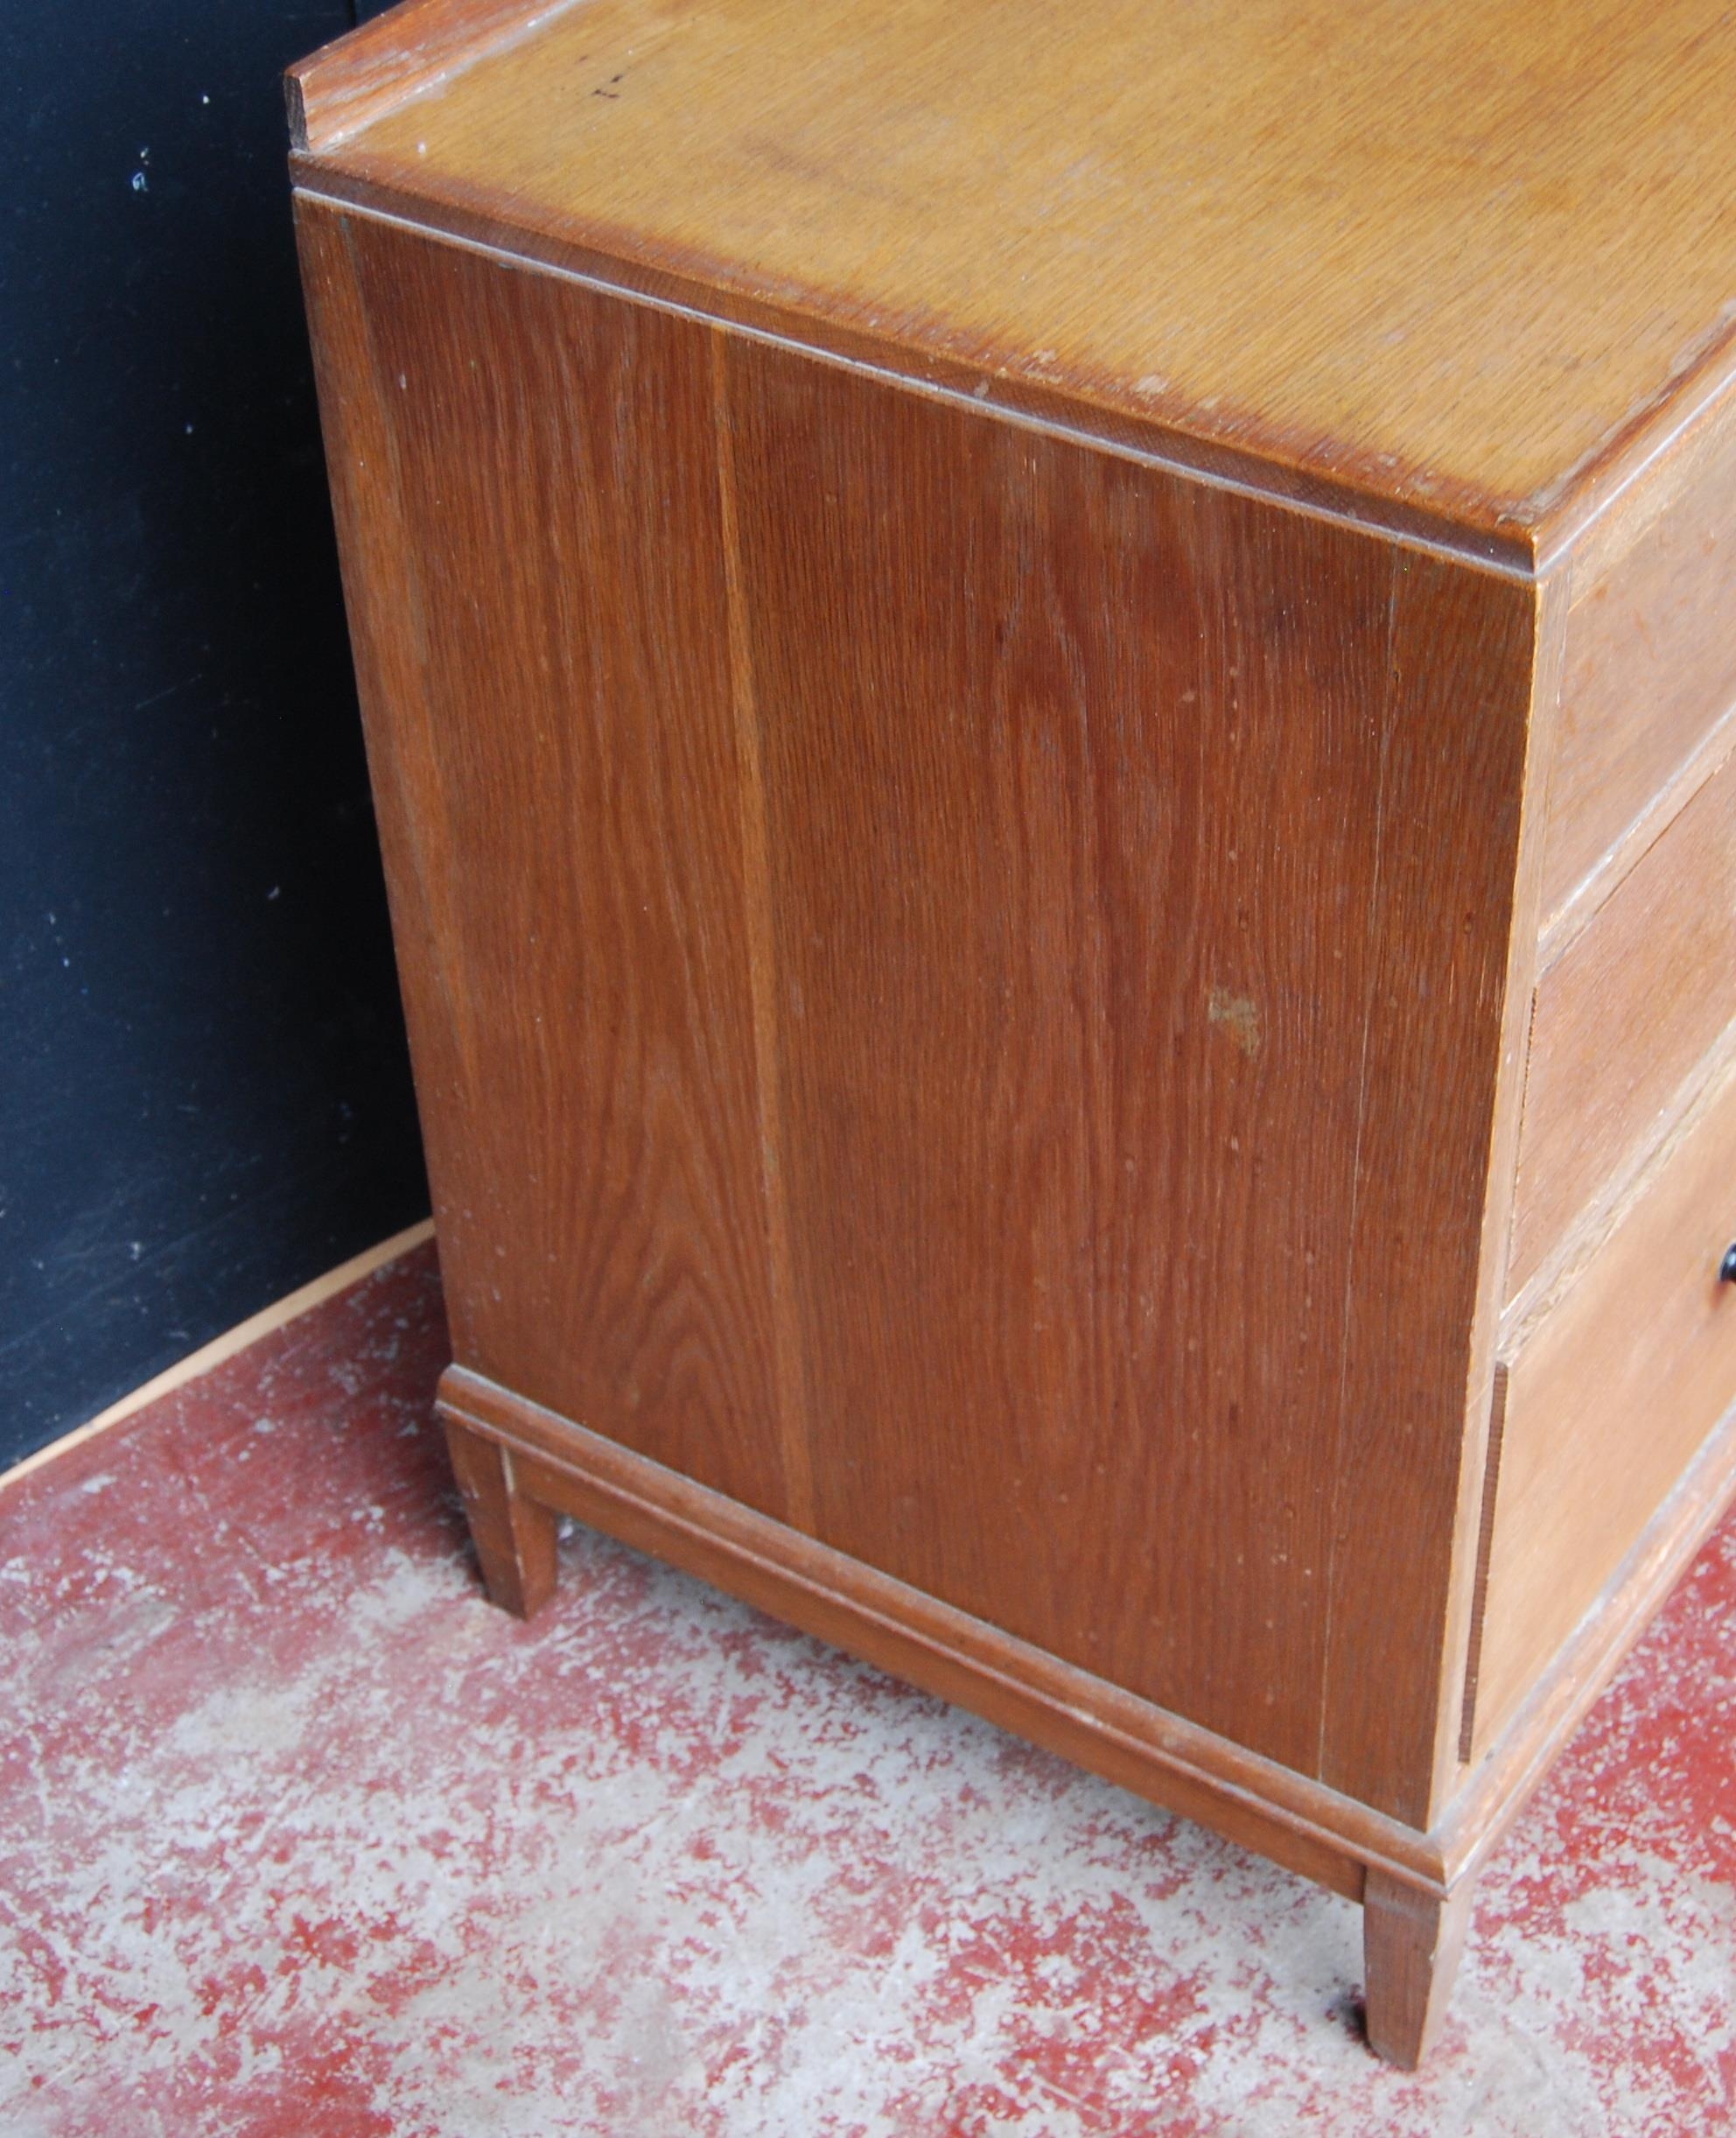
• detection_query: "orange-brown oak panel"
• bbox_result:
[296,197,799,1522]
[720,337,1536,1819]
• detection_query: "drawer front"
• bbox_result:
[1540,403,1736,932]
[1509,746,1736,1297]
[1471,1053,1736,1756]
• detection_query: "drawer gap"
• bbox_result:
[1459,1363,1509,1764]
[1537,691,1736,976]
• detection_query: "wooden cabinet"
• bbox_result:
[287,0,1736,2066]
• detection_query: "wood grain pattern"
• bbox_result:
[298,195,1539,1827]
[1510,748,1736,1297]
[286,0,1736,2053]
[1542,397,1736,934]
[296,196,798,1525]
[296,0,1736,554]
[718,336,1534,1825]
[1475,1053,1736,1754]
[283,6,1736,2057]
[288,16,1736,2043]
[1325,561,1544,1822]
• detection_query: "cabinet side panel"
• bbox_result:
[722,342,1530,1817]
[1317,557,1540,1817]
[294,199,794,1519]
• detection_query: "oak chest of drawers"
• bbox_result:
[289,0,1736,2064]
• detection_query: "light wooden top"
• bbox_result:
[293,0,1736,557]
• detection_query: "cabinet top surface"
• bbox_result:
[295,0,1736,555]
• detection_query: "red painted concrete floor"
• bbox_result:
[4,1242,1735,2135]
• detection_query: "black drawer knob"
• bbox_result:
[1721,1244,1736,1285]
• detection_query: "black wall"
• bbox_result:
[2,0,427,1469]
